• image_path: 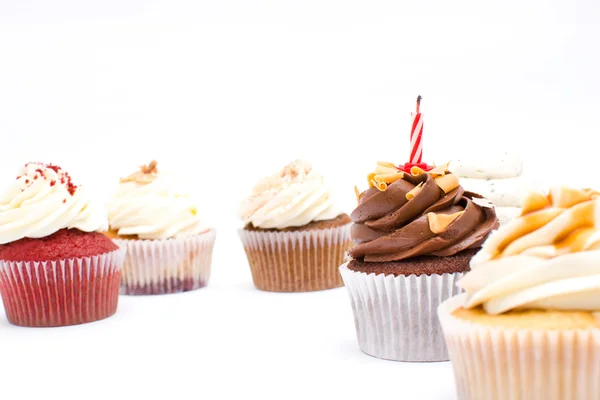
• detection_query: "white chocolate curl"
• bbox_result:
[460,186,600,315]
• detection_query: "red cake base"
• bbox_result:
[0,229,118,262]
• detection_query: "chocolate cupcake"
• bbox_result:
[238,160,352,292]
[339,162,498,361]
[0,162,126,327]
[107,161,216,295]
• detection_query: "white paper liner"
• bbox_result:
[0,247,126,327]
[114,230,216,295]
[238,224,351,292]
[438,294,600,400]
[339,263,464,362]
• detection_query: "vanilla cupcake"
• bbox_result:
[238,160,352,292]
[107,161,215,295]
[439,186,600,399]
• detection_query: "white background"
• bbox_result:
[0,1,599,399]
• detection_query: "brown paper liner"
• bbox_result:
[238,224,351,292]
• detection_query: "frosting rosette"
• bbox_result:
[238,160,342,229]
[108,161,207,240]
[460,186,600,315]
[0,162,107,244]
[348,162,498,262]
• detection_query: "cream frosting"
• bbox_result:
[450,154,523,180]
[458,177,528,207]
[460,186,600,314]
[108,162,207,240]
[0,162,108,244]
[450,154,537,226]
[494,206,522,226]
[238,160,342,229]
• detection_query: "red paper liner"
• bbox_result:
[0,248,126,327]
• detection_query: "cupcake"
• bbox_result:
[238,160,352,292]
[450,152,543,225]
[339,162,498,361]
[107,161,216,295]
[0,162,125,327]
[439,186,600,400]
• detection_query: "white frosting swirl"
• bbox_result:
[450,153,523,180]
[0,162,108,244]
[460,186,600,315]
[108,166,206,240]
[238,160,343,229]
[451,154,546,227]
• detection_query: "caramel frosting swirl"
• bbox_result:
[349,162,498,262]
[461,187,600,315]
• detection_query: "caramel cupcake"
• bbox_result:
[107,161,216,295]
[439,186,600,400]
[340,162,498,361]
[238,160,352,292]
[0,162,125,327]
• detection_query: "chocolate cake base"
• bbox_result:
[244,213,351,232]
[347,248,478,277]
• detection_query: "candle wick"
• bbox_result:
[416,95,422,114]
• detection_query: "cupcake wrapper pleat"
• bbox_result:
[115,230,216,295]
[238,224,351,292]
[0,247,126,327]
[339,263,464,362]
[438,294,600,400]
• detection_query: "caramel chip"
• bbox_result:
[428,211,465,234]
[120,160,159,184]
[434,174,459,193]
[406,182,423,200]
[354,186,362,203]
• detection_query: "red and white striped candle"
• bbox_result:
[410,95,423,164]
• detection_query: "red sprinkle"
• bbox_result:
[63,199,66,203]
[22,163,79,196]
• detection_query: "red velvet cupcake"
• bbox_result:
[0,162,126,327]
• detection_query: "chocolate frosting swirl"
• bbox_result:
[349,171,499,262]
